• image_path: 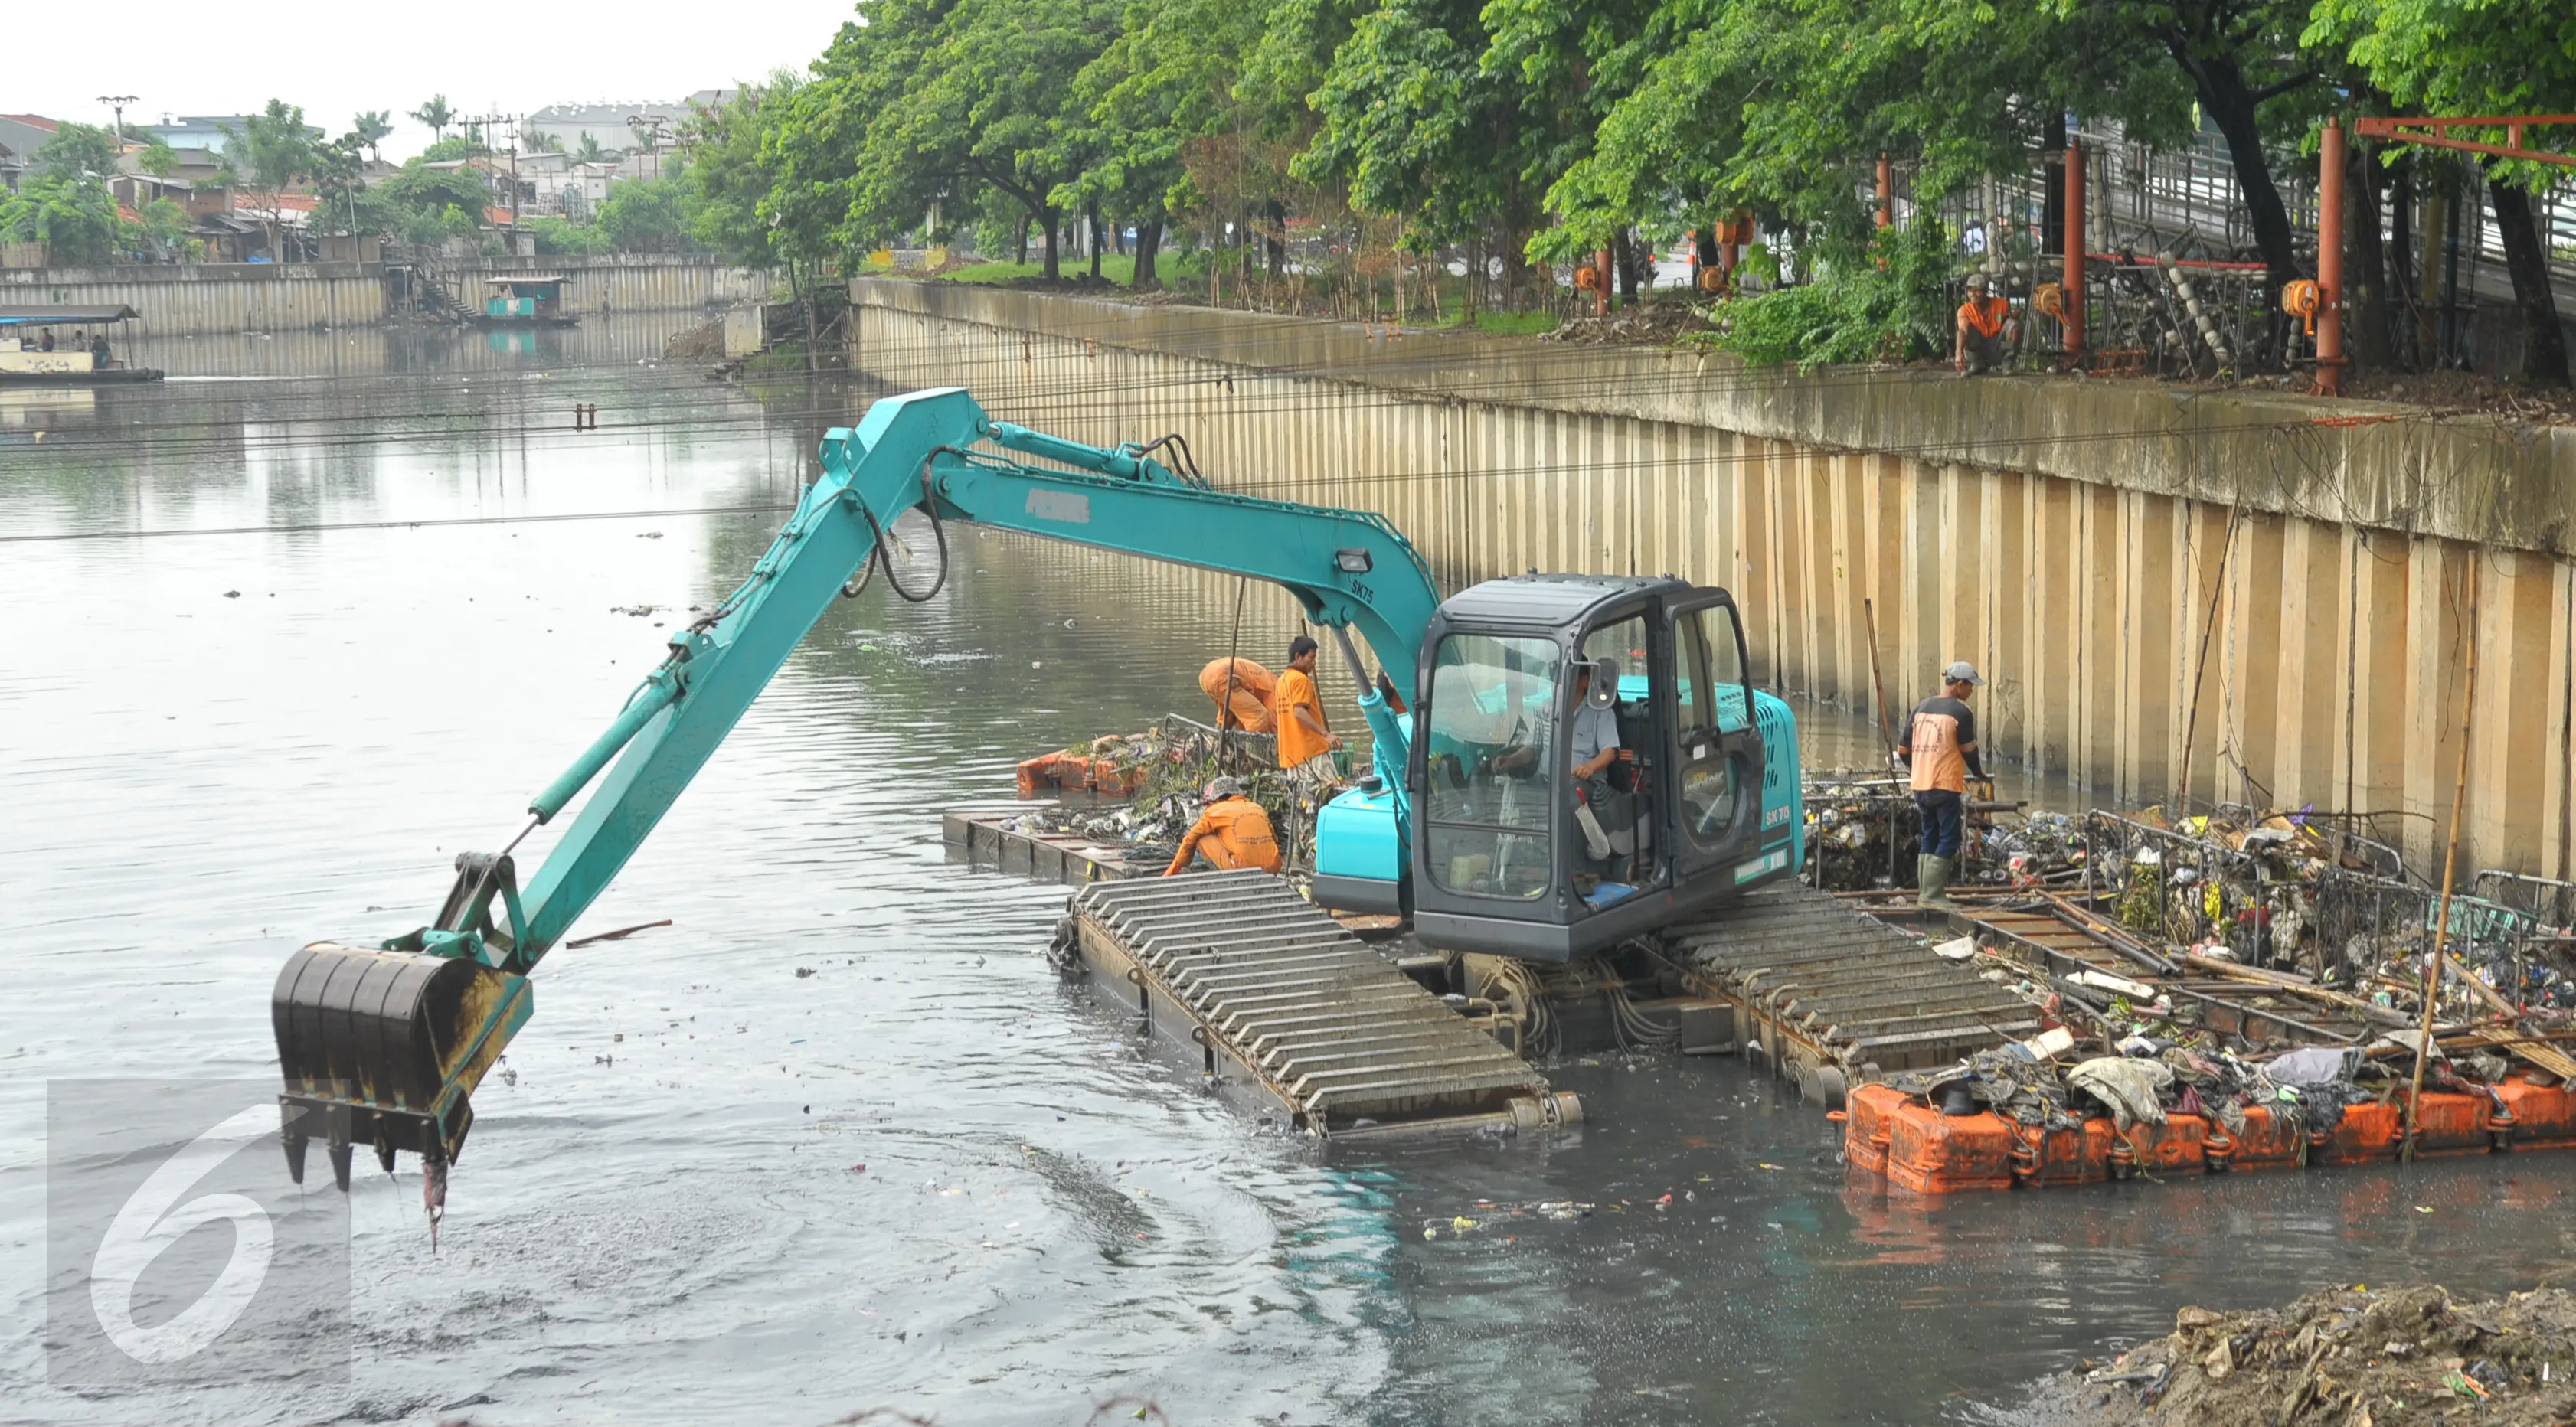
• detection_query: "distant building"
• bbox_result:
[521,90,736,158]
[0,114,60,181]
[141,114,325,156]
[505,150,621,219]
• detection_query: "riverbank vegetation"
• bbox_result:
[660,0,2568,382]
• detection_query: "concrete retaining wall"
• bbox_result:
[0,256,766,335]
[845,279,2576,882]
[467,256,768,317]
[1,262,387,334]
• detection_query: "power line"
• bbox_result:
[0,503,796,545]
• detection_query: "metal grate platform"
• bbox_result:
[1062,870,1579,1140]
[1656,882,2037,1104]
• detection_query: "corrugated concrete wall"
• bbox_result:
[466,256,768,316]
[1,263,387,333]
[1,258,765,335]
[844,279,2576,883]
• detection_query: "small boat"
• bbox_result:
[0,305,163,384]
[475,275,578,328]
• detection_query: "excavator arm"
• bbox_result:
[271,387,1440,1192]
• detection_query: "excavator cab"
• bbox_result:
[1313,575,1803,962]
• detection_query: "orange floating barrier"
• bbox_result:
[1846,1078,2576,1194]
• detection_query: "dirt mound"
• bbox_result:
[664,316,725,361]
[2069,1284,2576,1424]
[1541,302,1712,346]
[2339,367,2576,426]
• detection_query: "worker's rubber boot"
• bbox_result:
[1917,855,1960,911]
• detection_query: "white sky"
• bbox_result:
[12,2,851,160]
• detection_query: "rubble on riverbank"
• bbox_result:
[2067,1284,2576,1425]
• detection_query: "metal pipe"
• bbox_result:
[2317,117,2347,396]
[2063,139,2086,361]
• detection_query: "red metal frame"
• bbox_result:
[2353,115,2576,168]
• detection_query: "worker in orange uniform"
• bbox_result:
[1198,656,1277,734]
[1164,778,1281,876]
[1953,273,2015,375]
[1898,661,1992,909]
[1273,635,1341,789]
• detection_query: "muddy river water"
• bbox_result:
[4,325,2571,1425]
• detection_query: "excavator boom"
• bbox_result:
[272,387,1441,1191]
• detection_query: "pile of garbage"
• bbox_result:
[1800,772,2090,893]
[1887,1015,2536,1148]
[1000,716,1328,871]
[2071,1284,2576,1424]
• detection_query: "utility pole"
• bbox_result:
[97,94,136,143]
[468,111,519,229]
[626,114,670,182]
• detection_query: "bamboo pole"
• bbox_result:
[1862,597,1898,754]
[2403,589,2479,1164]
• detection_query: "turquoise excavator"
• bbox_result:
[270,387,1806,1194]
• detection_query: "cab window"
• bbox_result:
[1422,633,1558,899]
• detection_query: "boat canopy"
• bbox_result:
[0,305,139,327]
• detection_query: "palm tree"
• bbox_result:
[574,133,609,165]
[410,95,456,143]
[353,110,394,163]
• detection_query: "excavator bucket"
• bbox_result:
[271,943,531,1190]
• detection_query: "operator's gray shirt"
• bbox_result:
[1569,701,1620,770]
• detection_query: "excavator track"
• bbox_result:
[1058,870,1580,1141]
[1653,882,2035,1108]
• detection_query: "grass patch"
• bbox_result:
[934,254,1168,286]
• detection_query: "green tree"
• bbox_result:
[310,135,374,236]
[1073,0,1272,286]
[411,95,456,143]
[2306,0,2573,385]
[218,100,320,259]
[1298,0,1577,298]
[682,75,797,269]
[354,111,395,162]
[136,138,179,180]
[784,0,1123,279]
[1535,0,2185,284]
[597,162,700,252]
[2051,0,2326,286]
[574,133,612,165]
[136,197,191,257]
[0,123,128,263]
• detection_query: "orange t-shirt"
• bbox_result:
[1165,798,1281,876]
[1906,696,1978,794]
[1958,295,2007,339]
[1274,666,1329,767]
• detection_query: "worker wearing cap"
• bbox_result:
[1900,661,1990,909]
[1164,777,1281,876]
[1953,273,2015,375]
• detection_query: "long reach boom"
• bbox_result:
[272,387,1439,1195]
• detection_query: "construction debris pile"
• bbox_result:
[2071,1285,2576,1425]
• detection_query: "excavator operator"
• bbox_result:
[1164,777,1283,876]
